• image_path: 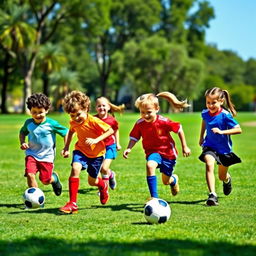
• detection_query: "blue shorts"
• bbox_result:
[72,150,104,178]
[105,144,117,159]
[147,153,176,177]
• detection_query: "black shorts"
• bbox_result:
[199,147,241,167]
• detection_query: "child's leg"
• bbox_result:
[27,173,38,188]
[218,165,230,182]
[68,162,82,203]
[88,175,109,204]
[146,160,158,198]
[162,173,179,196]
[218,165,232,195]
[101,158,117,190]
[100,158,112,182]
[204,154,216,194]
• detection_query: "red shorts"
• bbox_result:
[25,156,54,183]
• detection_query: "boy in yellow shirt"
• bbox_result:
[59,91,114,214]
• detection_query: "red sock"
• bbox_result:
[102,174,109,185]
[97,177,105,190]
[69,177,79,203]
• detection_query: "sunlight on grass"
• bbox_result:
[0,113,255,256]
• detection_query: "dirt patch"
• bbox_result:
[242,121,256,127]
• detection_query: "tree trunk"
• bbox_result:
[1,52,11,114]
[42,73,49,96]
[22,54,37,113]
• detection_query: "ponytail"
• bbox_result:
[157,92,190,111]
[222,90,237,116]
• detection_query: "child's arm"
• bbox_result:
[123,139,137,159]
[85,128,114,146]
[19,133,29,150]
[212,126,242,135]
[61,130,74,158]
[199,120,206,146]
[115,129,122,151]
[178,128,191,157]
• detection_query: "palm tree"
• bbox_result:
[0,4,36,113]
[37,43,67,96]
[50,67,81,111]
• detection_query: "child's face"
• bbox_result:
[30,107,48,124]
[139,104,159,123]
[96,98,110,118]
[69,108,88,124]
[206,95,223,114]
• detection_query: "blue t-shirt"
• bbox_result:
[20,117,68,162]
[201,108,239,154]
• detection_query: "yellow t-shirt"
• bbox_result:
[69,114,110,158]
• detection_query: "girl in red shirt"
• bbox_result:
[123,92,191,200]
[95,97,125,190]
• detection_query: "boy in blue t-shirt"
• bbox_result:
[19,93,68,196]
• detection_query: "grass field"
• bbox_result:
[0,112,255,256]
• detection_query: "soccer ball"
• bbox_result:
[144,198,171,224]
[23,187,45,209]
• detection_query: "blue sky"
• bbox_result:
[205,0,256,60]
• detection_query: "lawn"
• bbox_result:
[0,112,255,256]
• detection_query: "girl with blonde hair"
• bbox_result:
[95,97,125,190]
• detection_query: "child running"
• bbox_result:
[95,97,125,189]
[59,91,114,214]
[199,87,242,206]
[123,92,191,200]
[19,93,68,197]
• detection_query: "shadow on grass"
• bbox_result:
[43,188,96,194]
[0,237,255,256]
[169,199,206,205]
[91,203,143,213]
[0,203,24,209]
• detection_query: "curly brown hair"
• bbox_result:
[26,93,51,110]
[63,91,91,113]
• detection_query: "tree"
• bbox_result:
[186,0,215,58]
[85,0,161,97]
[244,58,256,86]
[0,3,36,113]
[50,67,81,110]
[37,43,67,96]
[114,35,204,102]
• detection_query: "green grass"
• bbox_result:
[0,112,255,256]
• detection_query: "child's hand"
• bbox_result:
[20,143,29,150]
[85,138,98,146]
[61,149,70,158]
[211,127,222,134]
[116,144,122,151]
[182,146,191,157]
[123,148,131,159]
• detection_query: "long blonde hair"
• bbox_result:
[205,87,237,116]
[96,96,125,116]
[135,92,190,111]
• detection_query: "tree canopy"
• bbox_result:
[0,0,255,113]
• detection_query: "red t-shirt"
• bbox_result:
[94,115,118,146]
[130,115,181,160]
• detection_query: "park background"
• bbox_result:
[0,0,256,113]
[0,1,255,256]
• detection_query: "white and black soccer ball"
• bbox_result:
[144,198,171,224]
[23,187,45,209]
